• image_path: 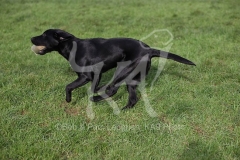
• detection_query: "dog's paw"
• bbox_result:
[66,98,71,103]
[122,105,134,110]
[90,96,94,102]
[90,95,105,102]
[121,106,129,110]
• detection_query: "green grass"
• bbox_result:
[0,0,240,159]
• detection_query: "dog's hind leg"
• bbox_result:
[122,84,138,110]
[90,84,120,102]
[122,59,151,109]
[90,58,142,102]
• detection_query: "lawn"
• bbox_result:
[0,0,239,159]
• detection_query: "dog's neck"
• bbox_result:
[57,40,74,60]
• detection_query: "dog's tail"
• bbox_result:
[150,49,196,66]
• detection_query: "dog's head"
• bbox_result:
[31,29,74,55]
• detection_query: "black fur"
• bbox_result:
[31,29,195,109]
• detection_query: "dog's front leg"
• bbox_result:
[66,75,90,102]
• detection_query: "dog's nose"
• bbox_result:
[31,37,35,43]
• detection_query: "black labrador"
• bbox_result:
[31,29,195,109]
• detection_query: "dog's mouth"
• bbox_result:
[31,45,47,55]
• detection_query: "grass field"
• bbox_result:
[0,0,240,159]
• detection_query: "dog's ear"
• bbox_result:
[55,30,74,41]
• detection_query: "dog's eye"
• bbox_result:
[54,33,58,38]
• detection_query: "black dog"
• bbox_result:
[31,29,195,109]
